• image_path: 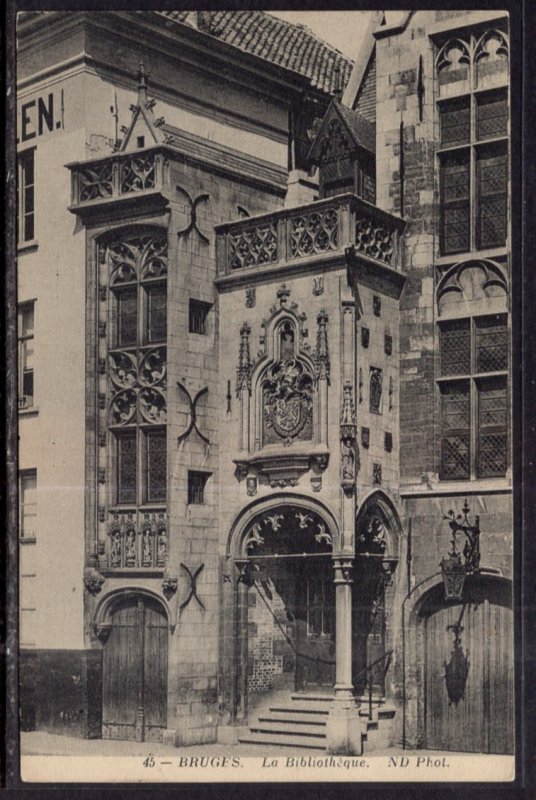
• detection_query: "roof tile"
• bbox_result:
[157,10,353,96]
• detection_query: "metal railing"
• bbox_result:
[352,649,393,721]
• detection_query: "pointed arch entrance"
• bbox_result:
[353,492,401,697]
[97,590,168,742]
[227,496,340,718]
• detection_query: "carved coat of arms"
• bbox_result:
[263,359,313,445]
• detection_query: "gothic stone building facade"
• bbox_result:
[16,10,513,755]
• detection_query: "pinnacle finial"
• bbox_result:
[333,64,342,102]
[137,61,149,104]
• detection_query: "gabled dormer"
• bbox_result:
[307,99,376,202]
[118,62,168,153]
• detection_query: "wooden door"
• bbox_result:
[102,596,168,742]
[295,560,335,691]
[424,578,513,754]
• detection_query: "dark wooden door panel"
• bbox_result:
[424,581,513,754]
[102,597,167,742]
[144,601,168,742]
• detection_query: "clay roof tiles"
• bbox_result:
[157,10,353,96]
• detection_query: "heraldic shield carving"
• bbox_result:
[262,358,313,446]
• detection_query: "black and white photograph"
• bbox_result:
[9,6,519,784]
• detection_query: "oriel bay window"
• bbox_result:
[436,26,509,256]
[438,314,508,480]
[104,232,168,569]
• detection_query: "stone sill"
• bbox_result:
[17,239,39,255]
[400,478,511,498]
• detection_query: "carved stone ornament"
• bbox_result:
[341,437,357,496]
[245,288,256,308]
[357,514,387,556]
[94,622,113,643]
[162,573,178,600]
[262,359,313,446]
[312,276,324,296]
[242,507,334,558]
[370,367,383,414]
[246,476,257,496]
[314,310,330,381]
[310,475,322,492]
[236,323,252,395]
[235,449,328,489]
[373,295,382,317]
[83,566,105,596]
[373,462,382,485]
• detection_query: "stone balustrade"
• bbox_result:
[216,193,405,275]
[69,147,167,206]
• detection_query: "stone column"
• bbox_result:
[325,556,363,755]
[234,559,251,725]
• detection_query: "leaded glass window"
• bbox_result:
[438,314,508,480]
[440,319,471,375]
[436,24,509,256]
[477,146,508,249]
[477,378,508,477]
[104,231,168,554]
[145,429,167,503]
[116,431,137,504]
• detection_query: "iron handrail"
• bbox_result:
[352,649,393,721]
[251,577,336,666]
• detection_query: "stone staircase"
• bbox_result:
[238,692,396,753]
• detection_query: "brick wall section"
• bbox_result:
[376,22,438,482]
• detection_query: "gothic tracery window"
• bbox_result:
[101,231,168,569]
[436,24,509,256]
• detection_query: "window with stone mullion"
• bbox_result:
[438,315,508,480]
[107,234,168,514]
[437,30,509,257]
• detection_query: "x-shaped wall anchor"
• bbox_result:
[177,382,210,444]
[176,186,210,243]
[179,562,205,613]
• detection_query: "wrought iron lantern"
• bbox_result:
[440,499,480,600]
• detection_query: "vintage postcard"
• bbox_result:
[10,6,517,785]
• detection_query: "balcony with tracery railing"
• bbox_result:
[215,194,405,277]
[67,147,169,212]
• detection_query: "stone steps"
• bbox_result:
[238,731,327,750]
[241,691,396,753]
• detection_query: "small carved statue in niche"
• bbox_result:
[110,529,121,567]
[370,367,383,413]
[341,437,355,481]
[125,528,136,566]
[280,321,295,360]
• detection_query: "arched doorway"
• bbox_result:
[353,494,400,698]
[101,593,168,742]
[419,574,513,754]
[230,499,339,714]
